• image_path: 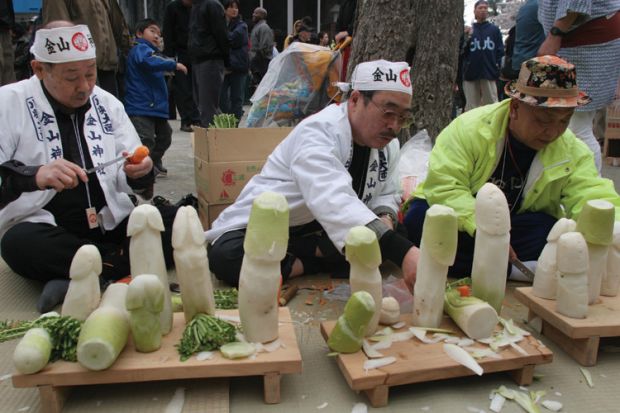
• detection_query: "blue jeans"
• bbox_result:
[220,72,247,122]
[403,199,556,278]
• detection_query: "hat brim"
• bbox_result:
[504,80,591,108]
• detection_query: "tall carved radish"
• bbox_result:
[412,204,458,328]
[601,222,620,297]
[471,183,510,314]
[172,206,216,322]
[238,192,289,343]
[347,226,383,336]
[127,205,172,334]
[62,244,102,321]
[532,218,576,299]
[556,232,589,319]
[576,200,614,304]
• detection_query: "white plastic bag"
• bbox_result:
[398,129,432,202]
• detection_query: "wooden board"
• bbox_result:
[320,314,553,407]
[514,286,620,366]
[12,308,302,412]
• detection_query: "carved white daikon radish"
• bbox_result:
[556,232,589,318]
[172,206,216,322]
[127,205,172,334]
[347,226,383,336]
[61,244,102,321]
[238,192,289,343]
[602,222,620,297]
[532,218,576,299]
[471,183,511,314]
[412,204,458,328]
[576,200,615,304]
[379,297,401,325]
[99,283,128,318]
[126,274,165,352]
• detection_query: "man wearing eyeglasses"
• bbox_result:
[206,60,420,288]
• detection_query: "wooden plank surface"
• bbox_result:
[13,308,302,388]
[514,287,620,339]
[320,314,552,391]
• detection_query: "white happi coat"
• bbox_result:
[205,103,401,251]
[0,76,142,237]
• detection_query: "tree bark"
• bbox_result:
[349,0,463,140]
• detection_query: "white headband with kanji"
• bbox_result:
[31,25,96,63]
[337,60,412,96]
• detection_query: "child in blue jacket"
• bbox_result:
[125,18,187,178]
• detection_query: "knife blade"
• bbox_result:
[510,257,535,281]
[84,155,127,174]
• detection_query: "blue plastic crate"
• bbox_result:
[14,0,41,14]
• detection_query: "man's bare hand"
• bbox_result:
[402,246,420,293]
[123,153,153,179]
[36,159,88,191]
[537,35,561,57]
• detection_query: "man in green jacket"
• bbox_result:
[404,55,620,286]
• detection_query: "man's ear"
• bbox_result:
[31,60,46,80]
[509,99,519,121]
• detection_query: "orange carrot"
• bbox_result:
[457,285,471,297]
[128,145,149,164]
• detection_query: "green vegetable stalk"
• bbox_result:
[208,114,239,129]
[176,314,237,361]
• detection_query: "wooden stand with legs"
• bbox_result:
[514,287,620,366]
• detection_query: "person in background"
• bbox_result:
[207,60,420,288]
[404,56,620,287]
[538,0,620,172]
[290,24,312,45]
[318,31,330,48]
[335,0,356,80]
[0,22,178,312]
[0,0,15,86]
[249,7,273,86]
[125,18,187,180]
[42,0,132,98]
[163,0,200,133]
[283,19,302,50]
[13,21,33,81]
[462,0,504,111]
[220,0,248,123]
[504,0,544,80]
[188,0,230,128]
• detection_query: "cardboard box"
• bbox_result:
[197,195,230,230]
[194,157,266,204]
[193,127,292,162]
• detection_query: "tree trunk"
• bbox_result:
[349,0,463,141]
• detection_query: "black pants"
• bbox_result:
[129,116,173,164]
[192,59,224,128]
[208,220,349,287]
[1,205,178,283]
[171,65,200,125]
[403,199,556,278]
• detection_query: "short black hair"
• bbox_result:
[135,18,159,35]
[474,0,489,8]
[223,0,240,8]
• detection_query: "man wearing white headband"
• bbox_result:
[206,59,421,287]
[0,22,178,312]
